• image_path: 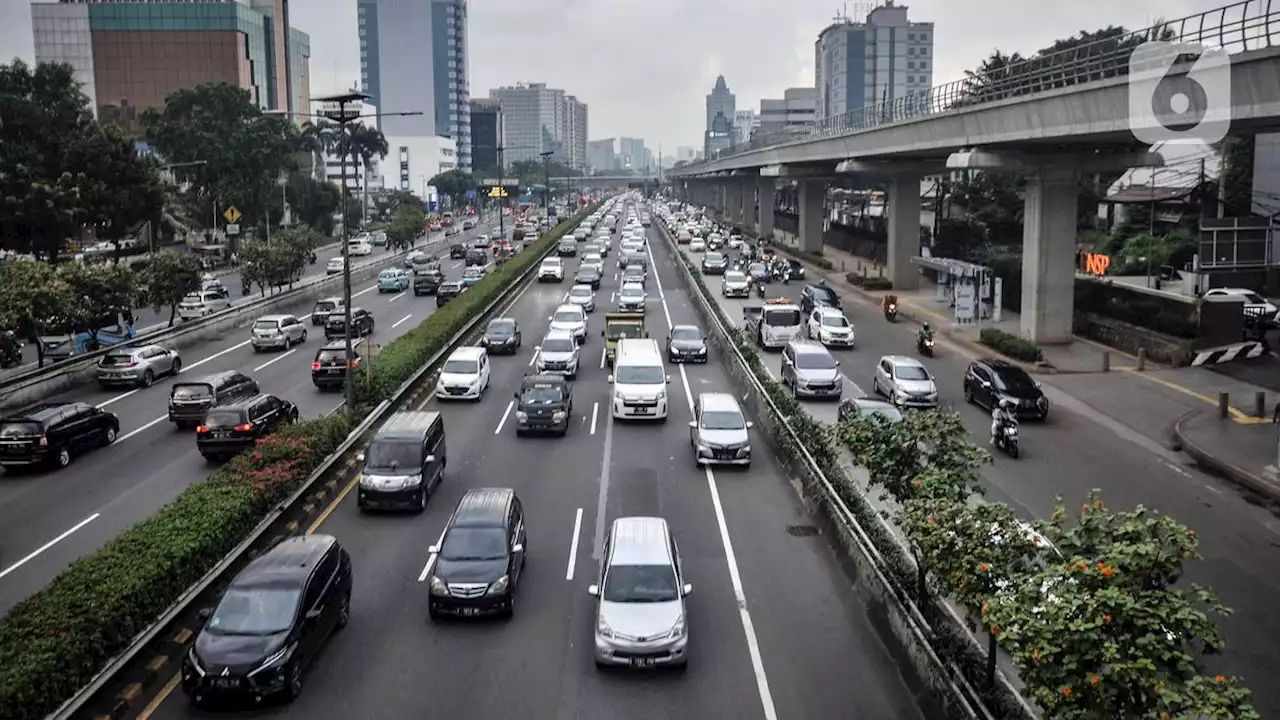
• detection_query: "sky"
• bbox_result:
[0,0,1236,155]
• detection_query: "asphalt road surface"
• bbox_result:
[693,235,1280,716]
[0,220,504,615]
[138,213,931,720]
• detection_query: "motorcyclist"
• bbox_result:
[0,330,21,365]
[990,398,1017,446]
[917,323,934,343]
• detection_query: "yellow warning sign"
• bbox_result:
[223,206,242,224]
[487,187,508,198]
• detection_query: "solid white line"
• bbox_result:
[417,526,450,582]
[352,285,376,298]
[529,346,540,367]
[590,402,599,435]
[119,415,167,442]
[494,399,514,435]
[0,513,100,580]
[566,507,584,580]
[388,290,407,303]
[253,348,296,372]
[609,291,615,303]
[96,388,140,409]
[392,313,413,328]
[184,339,253,373]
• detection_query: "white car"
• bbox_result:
[177,291,232,321]
[807,307,855,347]
[535,330,580,379]
[347,238,373,256]
[727,235,744,249]
[539,258,565,282]
[689,238,706,252]
[873,355,939,409]
[326,257,346,275]
[617,282,646,312]
[436,346,491,401]
[549,304,588,344]
[1202,287,1280,321]
[567,284,596,313]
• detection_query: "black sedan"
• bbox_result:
[481,317,522,354]
[963,358,1049,419]
[666,325,708,363]
[786,259,806,280]
[574,266,602,289]
[702,252,729,275]
[449,243,466,259]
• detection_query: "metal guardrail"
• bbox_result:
[45,210,594,720]
[676,0,1280,171]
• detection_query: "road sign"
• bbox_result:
[488,187,508,198]
[480,178,519,188]
[223,206,241,224]
[225,223,240,235]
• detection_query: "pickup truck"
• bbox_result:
[743,300,803,349]
[602,312,646,367]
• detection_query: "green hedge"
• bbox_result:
[0,209,592,720]
[978,327,1044,363]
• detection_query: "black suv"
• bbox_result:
[449,243,466,259]
[196,394,299,461]
[324,307,374,340]
[513,374,573,436]
[168,371,259,429]
[800,283,841,314]
[356,411,446,512]
[310,297,344,326]
[182,535,352,706]
[465,248,487,266]
[311,339,365,391]
[412,269,444,295]
[436,281,464,307]
[427,488,526,619]
[963,358,1049,419]
[0,402,120,471]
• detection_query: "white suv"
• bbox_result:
[539,258,564,282]
[436,346,490,401]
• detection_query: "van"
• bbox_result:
[608,338,670,421]
[356,411,446,512]
[167,371,259,429]
[427,488,526,619]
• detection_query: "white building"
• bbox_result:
[488,83,588,169]
[383,135,458,195]
[312,95,382,195]
[814,1,934,122]
[733,109,757,146]
[757,88,817,138]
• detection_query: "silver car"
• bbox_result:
[721,270,750,298]
[873,354,939,409]
[251,313,307,351]
[96,344,182,388]
[689,392,752,467]
[781,339,842,400]
[588,517,691,669]
[617,283,646,312]
[535,330,580,379]
[567,284,596,313]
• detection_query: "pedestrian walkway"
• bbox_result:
[1174,410,1280,505]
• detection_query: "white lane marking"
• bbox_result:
[566,507,584,581]
[119,415,168,442]
[0,513,100,580]
[253,348,296,372]
[494,399,514,435]
[590,402,599,435]
[352,285,376,299]
[96,388,140,409]
[592,400,615,561]
[452,261,463,269]
[392,313,413,329]
[185,339,254,372]
[388,290,407,303]
[609,291,615,303]
[417,526,450,582]
[529,346,540,367]
[599,345,607,369]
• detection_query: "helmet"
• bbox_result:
[922,322,931,332]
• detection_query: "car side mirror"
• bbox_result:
[512,543,524,554]
[980,381,991,389]
[428,544,440,554]
[666,375,672,384]
[425,455,436,464]
[197,607,212,622]
[835,360,841,366]
[746,421,754,429]
[356,452,365,463]
[514,391,520,399]
[688,421,697,429]
[783,357,793,365]
[600,329,604,336]
[682,583,693,596]
[587,584,599,597]
[607,375,614,383]
[305,608,322,621]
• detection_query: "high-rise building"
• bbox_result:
[588,138,617,173]
[733,109,757,146]
[564,96,588,170]
[31,0,310,136]
[488,83,588,170]
[469,98,500,174]
[359,0,471,170]
[814,1,933,122]
[385,136,457,195]
[618,137,648,172]
[757,87,818,137]
[704,75,735,157]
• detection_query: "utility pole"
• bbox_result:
[497,143,506,243]
[540,150,553,214]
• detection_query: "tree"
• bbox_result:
[386,204,426,251]
[68,121,165,261]
[428,170,475,208]
[286,174,342,236]
[0,259,72,365]
[948,171,1025,246]
[240,226,316,295]
[140,250,202,327]
[54,262,135,349]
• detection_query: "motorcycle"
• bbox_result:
[756,281,768,298]
[0,334,22,369]
[884,302,898,322]
[917,334,934,357]
[309,252,317,265]
[993,420,1020,458]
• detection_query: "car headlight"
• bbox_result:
[656,390,666,401]
[597,616,614,639]
[697,444,711,453]
[516,411,529,422]
[552,410,567,422]
[668,613,687,638]
[487,575,510,595]
[401,474,423,489]
[187,648,206,676]
[429,576,449,595]
[250,642,296,676]
[358,473,375,488]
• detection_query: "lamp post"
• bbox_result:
[539,150,553,214]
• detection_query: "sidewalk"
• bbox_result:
[1174,411,1280,505]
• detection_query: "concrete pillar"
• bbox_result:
[726,181,742,224]
[758,178,776,238]
[887,175,921,291]
[1020,168,1078,344]
[797,180,825,254]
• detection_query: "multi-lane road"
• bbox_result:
[138,206,932,720]
[0,220,505,614]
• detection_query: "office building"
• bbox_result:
[814,1,933,122]
[469,98,500,174]
[384,135,457,195]
[704,75,735,157]
[618,137,650,172]
[757,87,818,137]
[588,138,617,173]
[564,96,588,170]
[733,109,756,146]
[312,94,381,194]
[359,0,471,170]
[488,82,589,170]
[676,146,697,163]
[31,0,310,136]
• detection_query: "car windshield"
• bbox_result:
[521,383,564,404]
[859,406,903,422]
[765,309,801,326]
[602,564,679,603]
[253,320,280,331]
[615,365,664,384]
[606,324,641,340]
[171,384,213,400]
[364,440,421,472]
[439,527,508,561]
[992,369,1037,391]
[541,262,559,269]
[671,327,701,341]
[440,283,461,292]
[206,585,300,636]
[379,270,398,278]
[486,321,514,337]
[314,301,338,312]
[0,421,42,438]
[570,287,592,298]
[705,253,724,263]
[327,314,347,324]
[820,315,849,328]
[1242,292,1266,304]
[101,353,136,366]
[463,269,482,278]
[204,409,245,428]
[702,410,745,430]
[749,263,767,276]
[621,288,643,299]
[724,272,746,283]
[894,365,930,381]
[443,359,479,374]
[811,288,837,303]
[542,337,576,352]
[317,349,347,364]
[553,310,582,324]
[796,352,837,370]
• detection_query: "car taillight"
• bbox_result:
[234,423,254,432]
[123,360,137,367]
[349,358,360,368]
[195,425,209,433]
[312,361,321,370]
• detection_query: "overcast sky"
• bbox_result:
[0,0,1236,154]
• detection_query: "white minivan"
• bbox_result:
[609,338,670,420]
[347,238,374,257]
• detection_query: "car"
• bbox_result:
[251,314,307,352]
[168,371,259,429]
[310,297,344,326]
[311,339,366,391]
[513,373,574,436]
[177,291,232,321]
[539,258,565,282]
[781,339,842,401]
[462,218,476,230]
[677,230,693,244]
[666,325,708,363]
[436,280,465,306]
[963,358,1049,419]
[472,234,490,249]
[558,238,578,257]
[622,264,647,287]
[616,282,646,313]
[326,257,346,275]
[436,346,490,400]
[567,284,597,313]
[481,317,522,354]
[1202,287,1280,323]
[181,535,351,705]
[0,402,120,470]
[588,517,690,669]
[701,251,728,274]
[324,307,374,340]
[347,238,373,256]
[727,233,744,249]
[377,267,410,293]
[356,411,446,511]
[461,266,486,287]
[837,396,903,424]
[449,243,467,259]
[800,282,841,314]
[534,330,580,379]
[413,269,444,295]
[96,344,182,388]
[721,270,751,298]
[574,265,602,289]
[785,259,806,281]
[196,394,298,461]
[550,304,588,344]
[581,252,604,268]
[689,238,706,252]
[873,354,938,409]
[806,307,855,347]
[428,488,527,619]
[689,392,752,467]
[609,338,669,420]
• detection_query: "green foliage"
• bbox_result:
[836,410,989,505]
[240,226,319,295]
[1107,230,1197,276]
[53,261,135,344]
[285,173,342,236]
[386,204,426,250]
[0,259,71,339]
[979,327,1044,363]
[429,170,475,207]
[140,250,202,327]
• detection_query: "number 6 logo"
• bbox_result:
[1128,41,1231,145]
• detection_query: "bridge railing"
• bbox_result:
[684,0,1279,170]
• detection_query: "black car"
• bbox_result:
[0,402,120,471]
[436,281,464,307]
[702,252,729,275]
[786,259,806,280]
[481,318,522,354]
[963,358,1049,419]
[558,239,577,257]
[837,396,903,424]
[357,411,446,512]
[666,324,708,363]
[574,267,602,289]
[324,307,374,340]
[311,339,365,391]
[449,243,466,259]
[182,535,352,706]
[168,371,259,429]
[310,297,344,326]
[196,394,298,461]
[428,488,526,619]
[412,270,444,295]
[465,248,487,267]
[800,283,841,314]
[513,374,573,436]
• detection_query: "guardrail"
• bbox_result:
[652,214,1035,720]
[45,211,591,720]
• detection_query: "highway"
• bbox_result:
[693,229,1280,715]
[0,220,505,615]
[139,203,931,720]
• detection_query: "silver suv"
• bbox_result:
[780,339,842,400]
[689,392,752,467]
[588,517,691,670]
[535,330,580,379]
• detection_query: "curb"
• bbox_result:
[1172,410,1280,505]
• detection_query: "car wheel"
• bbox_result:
[301,330,307,343]
[336,591,351,629]
[285,662,304,701]
[55,447,71,468]
[417,487,428,513]
[141,370,154,388]
[171,357,182,375]
[104,426,117,445]
[284,335,292,350]
[872,377,881,396]
[963,382,974,403]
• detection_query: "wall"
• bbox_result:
[1073,313,1196,365]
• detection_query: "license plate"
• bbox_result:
[459,607,481,616]
[211,677,241,690]
[214,431,231,438]
[632,407,651,414]
[326,368,341,374]
[629,657,657,667]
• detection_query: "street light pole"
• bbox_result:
[497,143,506,243]
[539,150,553,215]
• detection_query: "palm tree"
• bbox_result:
[343,125,389,228]
[297,121,339,181]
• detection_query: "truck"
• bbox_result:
[743,298,803,349]
[602,312,646,367]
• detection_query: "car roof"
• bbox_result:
[210,392,275,410]
[523,373,565,386]
[790,339,833,355]
[376,410,442,441]
[256,314,293,322]
[608,517,673,566]
[847,396,897,411]
[6,402,88,423]
[698,392,741,413]
[316,296,343,304]
[543,329,575,341]
[176,370,242,386]
[620,282,643,291]
[883,354,924,367]
[452,488,514,527]
[570,284,592,291]
[449,346,486,361]
[238,534,337,584]
[815,306,844,316]
[555,303,583,313]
